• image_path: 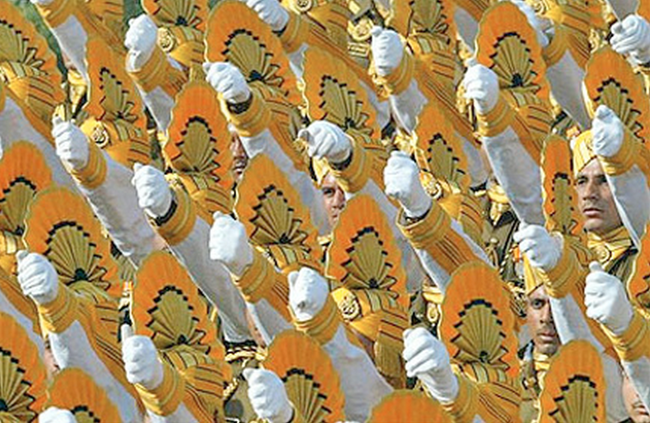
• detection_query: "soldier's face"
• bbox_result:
[623,375,650,423]
[230,134,248,181]
[321,173,346,227]
[526,286,560,356]
[575,159,622,235]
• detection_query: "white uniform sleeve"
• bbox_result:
[43,287,142,422]
[43,16,89,80]
[321,325,393,422]
[605,167,650,246]
[394,186,491,292]
[352,180,428,293]
[292,296,392,422]
[545,259,628,422]
[246,301,292,345]
[458,133,489,188]
[546,53,590,130]
[482,126,545,226]
[454,8,479,51]
[49,321,142,423]
[0,98,78,190]
[168,216,254,344]
[606,0,638,19]
[623,357,650,411]
[76,153,158,265]
[140,87,175,132]
[286,44,308,78]
[604,310,650,412]
[360,80,391,131]
[146,404,198,423]
[388,80,429,134]
[128,49,186,132]
[550,296,604,349]
[240,128,330,235]
[0,288,44,356]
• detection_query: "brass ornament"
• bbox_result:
[337,291,361,321]
[293,0,314,13]
[158,27,177,54]
[91,123,111,149]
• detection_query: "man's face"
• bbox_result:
[526,286,560,356]
[575,159,622,235]
[623,375,650,422]
[230,134,248,181]
[43,339,59,377]
[321,173,346,227]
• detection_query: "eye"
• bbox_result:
[530,299,545,309]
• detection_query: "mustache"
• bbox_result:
[536,324,557,335]
[581,200,602,208]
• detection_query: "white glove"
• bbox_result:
[300,120,352,164]
[513,223,563,272]
[243,368,294,423]
[288,267,329,321]
[510,0,551,48]
[124,14,158,71]
[370,27,404,77]
[203,61,252,104]
[208,211,254,277]
[584,262,634,336]
[16,251,59,305]
[39,407,76,423]
[246,0,290,32]
[52,116,89,171]
[121,325,165,390]
[131,163,173,218]
[611,14,650,65]
[383,151,431,219]
[591,105,625,158]
[403,327,459,403]
[462,64,499,115]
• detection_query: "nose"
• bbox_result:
[540,302,553,324]
[583,177,600,201]
[332,189,346,209]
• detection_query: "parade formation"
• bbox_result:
[0,0,649,421]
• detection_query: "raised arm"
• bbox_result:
[287,267,393,421]
[511,0,590,129]
[122,327,200,423]
[403,328,486,423]
[209,212,293,344]
[130,164,255,344]
[384,152,490,292]
[124,15,185,132]
[584,264,650,412]
[205,62,330,234]
[515,227,629,422]
[52,118,158,265]
[463,64,545,226]
[17,252,142,423]
[590,106,650,245]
